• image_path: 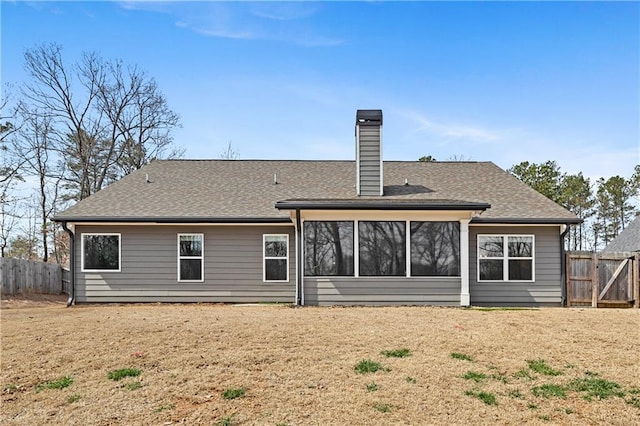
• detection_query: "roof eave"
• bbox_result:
[52,216,292,224]
[471,217,583,225]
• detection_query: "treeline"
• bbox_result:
[508,161,639,251]
[1,44,636,262]
[1,43,182,262]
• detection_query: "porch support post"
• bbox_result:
[295,209,303,306]
[460,219,471,306]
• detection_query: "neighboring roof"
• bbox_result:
[603,215,640,252]
[53,160,580,224]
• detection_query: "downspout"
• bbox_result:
[295,209,303,306]
[560,225,570,307]
[61,221,75,307]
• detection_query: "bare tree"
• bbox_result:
[49,222,70,265]
[101,64,181,176]
[1,84,18,144]
[220,141,240,160]
[448,154,472,161]
[6,196,41,260]
[21,43,181,201]
[13,104,63,262]
[1,84,26,186]
[22,45,103,200]
[0,185,20,257]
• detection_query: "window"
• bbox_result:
[264,234,289,282]
[411,222,460,276]
[478,235,534,281]
[178,234,204,282]
[302,220,468,278]
[304,221,354,276]
[359,221,406,276]
[81,233,121,272]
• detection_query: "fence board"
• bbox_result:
[0,258,68,295]
[591,253,598,307]
[566,251,638,308]
[599,259,628,300]
[565,254,571,307]
[62,268,71,295]
[635,254,640,309]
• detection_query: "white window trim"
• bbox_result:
[477,234,535,282]
[177,233,204,283]
[81,233,121,273]
[263,234,289,283]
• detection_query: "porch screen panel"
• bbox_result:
[358,221,406,276]
[304,221,354,276]
[410,222,460,276]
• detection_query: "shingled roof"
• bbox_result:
[603,215,640,252]
[54,159,580,224]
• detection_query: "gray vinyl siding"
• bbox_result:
[469,226,562,307]
[358,125,382,196]
[304,276,461,306]
[74,225,295,303]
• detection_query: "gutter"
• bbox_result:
[295,208,303,306]
[560,225,570,307]
[276,201,491,211]
[61,221,75,307]
[471,217,583,225]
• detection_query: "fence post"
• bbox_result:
[565,253,571,307]
[634,253,639,309]
[591,253,598,308]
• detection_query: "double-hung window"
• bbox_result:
[478,235,534,281]
[264,234,289,282]
[81,233,121,272]
[178,234,204,282]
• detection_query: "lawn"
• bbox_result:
[1,297,639,425]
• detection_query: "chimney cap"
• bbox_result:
[356,109,382,125]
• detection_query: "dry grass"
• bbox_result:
[1,297,639,425]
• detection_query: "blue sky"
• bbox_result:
[2,1,639,182]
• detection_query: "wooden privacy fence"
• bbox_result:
[0,258,70,295]
[566,251,639,308]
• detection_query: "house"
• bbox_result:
[53,110,580,307]
[603,215,640,253]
